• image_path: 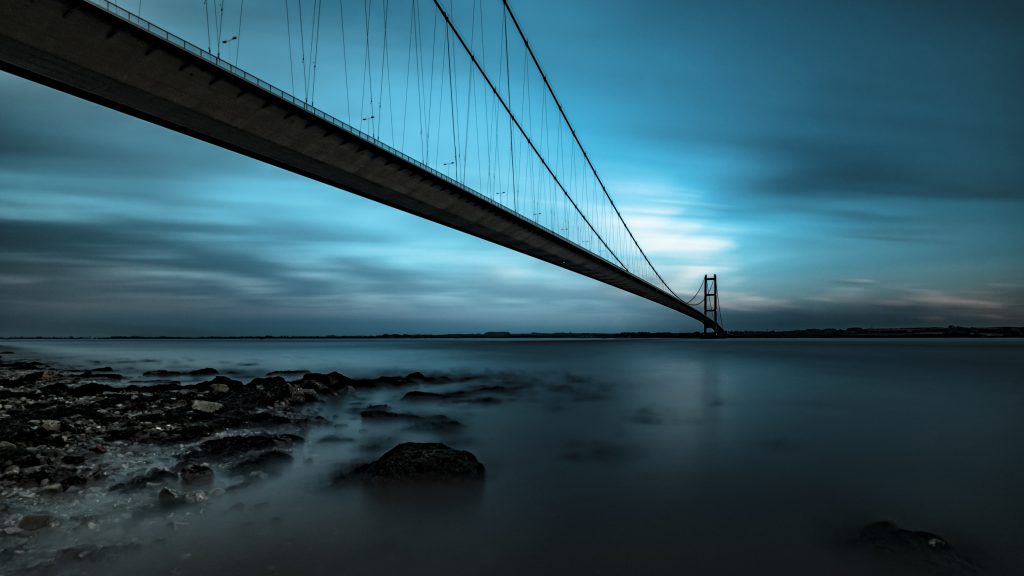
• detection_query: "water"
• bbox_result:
[3,338,1023,575]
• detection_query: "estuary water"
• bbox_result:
[3,338,1023,575]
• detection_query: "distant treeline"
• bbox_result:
[2,326,1022,339]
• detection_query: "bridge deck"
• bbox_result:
[0,0,721,330]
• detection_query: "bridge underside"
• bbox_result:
[0,0,721,331]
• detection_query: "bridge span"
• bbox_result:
[0,0,723,332]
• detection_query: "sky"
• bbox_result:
[1,0,1022,336]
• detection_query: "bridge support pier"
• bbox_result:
[702,275,724,337]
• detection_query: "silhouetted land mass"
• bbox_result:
[2,326,1021,339]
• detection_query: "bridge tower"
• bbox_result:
[703,274,721,336]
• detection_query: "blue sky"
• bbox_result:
[1,0,1022,335]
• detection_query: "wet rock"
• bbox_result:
[360,408,463,430]
[18,514,51,531]
[300,371,352,390]
[268,369,310,376]
[191,400,224,413]
[158,487,180,507]
[402,391,454,401]
[0,440,16,452]
[227,450,293,477]
[189,368,219,376]
[143,369,183,377]
[110,468,177,492]
[61,453,86,465]
[402,386,510,403]
[184,434,302,462]
[5,361,43,370]
[16,370,59,385]
[39,482,63,494]
[200,375,243,392]
[39,419,61,433]
[180,463,214,485]
[67,382,116,397]
[340,442,485,485]
[858,521,981,574]
[79,371,123,380]
[184,490,209,504]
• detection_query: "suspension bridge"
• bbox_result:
[0,0,724,334]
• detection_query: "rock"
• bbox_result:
[188,368,219,376]
[62,453,86,465]
[360,409,463,430]
[341,442,485,485]
[79,371,123,380]
[0,440,16,451]
[227,450,293,477]
[18,514,51,531]
[300,371,353,391]
[39,482,63,494]
[246,376,293,404]
[16,370,59,384]
[402,391,451,401]
[110,468,177,492]
[191,400,223,413]
[180,463,214,485]
[2,526,24,536]
[202,375,242,388]
[184,434,302,462]
[184,490,208,504]
[67,382,116,397]
[158,487,180,507]
[858,521,980,574]
[143,369,183,377]
[210,383,231,394]
[39,419,61,433]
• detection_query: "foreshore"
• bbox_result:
[0,350,490,574]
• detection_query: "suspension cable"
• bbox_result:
[500,0,681,300]
[431,0,626,271]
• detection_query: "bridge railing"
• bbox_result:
[81,0,691,309]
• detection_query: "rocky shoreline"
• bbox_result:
[0,352,490,574]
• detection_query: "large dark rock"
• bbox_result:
[245,376,293,404]
[341,442,484,485]
[189,368,219,376]
[300,371,353,391]
[143,369,183,377]
[858,521,982,574]
[180,463,214,485]
[18,514,51,531]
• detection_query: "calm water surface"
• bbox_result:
[4,338,1023,575]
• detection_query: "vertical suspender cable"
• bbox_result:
[500,0,681,300]
[430,0,626,271]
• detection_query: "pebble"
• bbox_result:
[39,420,61,433]
[191,400,224,413]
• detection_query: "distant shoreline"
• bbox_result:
[1,326,1022,339]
